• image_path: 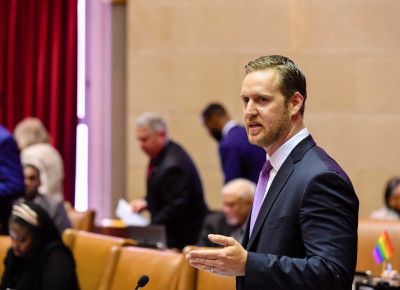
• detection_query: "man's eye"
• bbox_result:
[260,97,267,102]
[243,98,249,103]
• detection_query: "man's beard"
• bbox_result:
[249,104,290,148]
[210,129,223,142]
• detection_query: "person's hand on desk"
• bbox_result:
[130,199,148,213]
[186,234,248,277]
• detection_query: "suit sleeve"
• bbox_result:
[244,171,358,290]
[219,143,242,183]
[0,136,24,201]
[150,166,192,226]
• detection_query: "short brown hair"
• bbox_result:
[201,103,227,120]
[245,55,307,116]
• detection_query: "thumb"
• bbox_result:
[208,234,236,247]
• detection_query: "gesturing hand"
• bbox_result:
[130,199,148,213]
[186,234,248,277]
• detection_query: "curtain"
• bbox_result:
[0,0,78,205]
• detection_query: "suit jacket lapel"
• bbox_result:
[245,135,317,251]
[241,205,252,248]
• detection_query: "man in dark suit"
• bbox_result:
[201,104,265,184]
[196,178,255,247]
[0,125,24,235]
[130,112,208,250]
[186,55,358,290]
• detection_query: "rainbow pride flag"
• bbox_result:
[372,230,394,264]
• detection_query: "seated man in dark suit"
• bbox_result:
[130,112,208,250]
[201,103,265,184]
[20,164,71,234]
[0,124,24,235]
[197,178,255,247]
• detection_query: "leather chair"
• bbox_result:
[179,246,236,290]
[0,236,11,283]
[177,246,197,290]
[357,218,400,276]
[62,229,137,290]
[103,246,184,290]
[67,208,95,232]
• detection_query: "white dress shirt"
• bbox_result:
[222,119,239,138]
[263,128,309,201]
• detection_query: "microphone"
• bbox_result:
[135,275,149,290]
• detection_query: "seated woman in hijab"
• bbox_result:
[0,202,80,290]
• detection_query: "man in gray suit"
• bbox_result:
[21,164,71,234]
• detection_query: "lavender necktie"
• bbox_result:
[249,160,273,238]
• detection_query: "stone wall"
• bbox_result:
[126,0,400,216]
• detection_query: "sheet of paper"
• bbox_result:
[116,198,150,226]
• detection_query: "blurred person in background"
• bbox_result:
[0,202,79,290]
[130,112,208,250]
[20,164,71,234]
[370,177,400,220]
[197,178,255,247]
[0,124,24,235]
[14,117,64,202]
[201,103,265,184]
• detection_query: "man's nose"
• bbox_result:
[244,99,258,117]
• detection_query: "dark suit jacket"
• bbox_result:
[146,141,208,250]
[196,212,232,248]
[237,135,358,290]
[219,125,265,184]
[0,125,24,235]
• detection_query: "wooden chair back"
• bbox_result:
[62,229,136,290]
[357,218,400,276]
[0,236,11,283]
[105,246,183,290]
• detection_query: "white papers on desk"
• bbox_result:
[116,198,150,226]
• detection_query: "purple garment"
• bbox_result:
[249,160,273,238]
[0,125,24,235]
[219,125,266,184]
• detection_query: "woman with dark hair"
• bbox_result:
[370,177,400,220]
[0,202,80,290]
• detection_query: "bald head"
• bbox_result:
[221,179,255,227]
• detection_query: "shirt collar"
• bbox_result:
[267,128,309,172]
[33,194,42,203]
[222,119,238,138]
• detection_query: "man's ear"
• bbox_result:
[157,129,167,140]
[289,92,304,116]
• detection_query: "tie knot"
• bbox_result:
[261,160,273,176]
